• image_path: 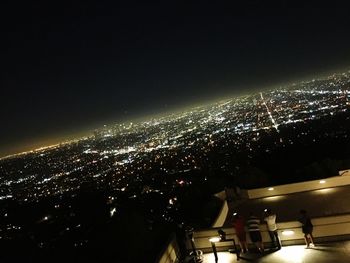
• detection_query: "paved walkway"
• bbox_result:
[202,241,350,263]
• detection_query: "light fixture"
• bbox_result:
[209,237,221,243]
[263,195,285,201]
[319,180,326,184]
[268,187,274,191]
[233,212,237,216]
[314,188,334,194]
[282,230,295,236]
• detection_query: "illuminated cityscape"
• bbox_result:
[1,71,350,200]
[1,71,350,261]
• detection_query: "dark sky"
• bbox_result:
[1,0,350,157]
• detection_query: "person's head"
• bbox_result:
[218,229,226,240]
[265,208,272,215]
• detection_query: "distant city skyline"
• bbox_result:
[1,67,350,218]
[1,68,349,160]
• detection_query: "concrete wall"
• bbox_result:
[190,214,350,253]
[212,200,229,228]
[214,190,227,201]
[157,235,179,263]
[339,169,350,176]
[248,175,350,199]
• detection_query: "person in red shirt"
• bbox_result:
[233,213,248,253]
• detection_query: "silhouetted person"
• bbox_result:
[233,213,248,253]
[264,209,281,249]
[218,229,226,241]
[298,209,315,248]
[247,212,264,253]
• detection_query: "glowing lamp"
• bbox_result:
[282,230,295,236]
[209,237,221,243]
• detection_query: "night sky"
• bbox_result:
[1,0,350,157]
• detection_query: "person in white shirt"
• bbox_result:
[264,209,281,249]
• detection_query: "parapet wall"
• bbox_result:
[212,200,228,228]
[248,175,350,199]
[156,234,179,263]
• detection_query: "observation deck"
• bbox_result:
[158,174,350,263]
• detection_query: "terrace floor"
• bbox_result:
[202,240,350,263]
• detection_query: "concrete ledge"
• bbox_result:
[212,200,228,228]
[157,234,179,263]
[248,175,350,199]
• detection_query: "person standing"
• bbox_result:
[264,209,281,250]
[233,213,248,253]
[298,209,315,248]
[247,212,264,253]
